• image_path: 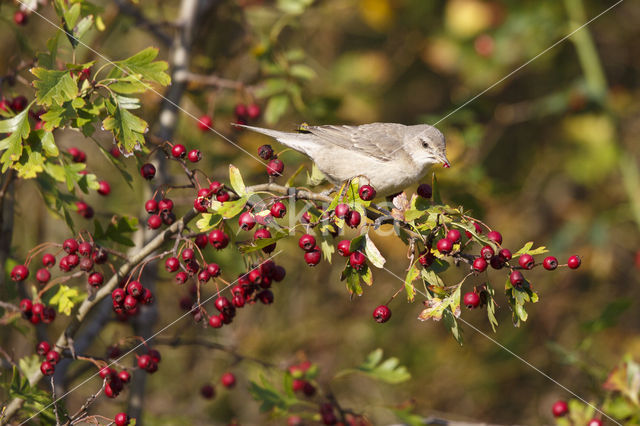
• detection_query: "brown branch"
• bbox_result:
[176,71,255,91]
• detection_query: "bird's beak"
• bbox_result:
[438,152,451,168]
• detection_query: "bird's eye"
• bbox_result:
[421,140,429,149]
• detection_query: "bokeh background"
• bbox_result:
[1,0,640,424]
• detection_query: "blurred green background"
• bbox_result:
[1,0,640,424]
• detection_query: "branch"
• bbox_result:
[113,0,172,46]
[175,71,256,91]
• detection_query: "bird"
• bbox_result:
[234,122,449,197]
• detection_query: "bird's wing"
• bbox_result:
[307,123,406,162]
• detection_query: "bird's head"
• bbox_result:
[404,124,449,169]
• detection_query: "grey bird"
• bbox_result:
[234,122,449,196]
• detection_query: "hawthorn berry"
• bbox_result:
[463,292,480,308]
[446,229,461,243]
[221,372,236,388]
[114,413,130,426]
[182,248,195,262]
[198,269,211,283]
[140,163,156,180]
[145,199,158,214]
[335,203,350,219]
[200,384,215,399]
[35,268,50,284]
[490,255,505,270]
[234,103,248,118]
[208,314,223,328]
[111,288,125,304]
[267,158,284,176]
[270,201,287,218]
[436,238,453,254]
[165,257,180,272]
[175,271,188,284]
[498,248,512,261]
[465,221,483,238]
[11,96,28,112]
[373,305,392,323]
[88,272,104,287]
[137,354,152,370]
[46,350,60,365]
[417,183,432,199]
[161,211,176,225]
[337,240,351,257]
[304,246,321,266]
[19,299,32,313]
[247,103,261,119]
[238,212,256,231]
[40,361,55,376]
[518,254,535,270]
[258,144,274,160]
[194,233,208,249]
[123,295,137,311]
[97,180,111,196]
[349,251,366,270]
[480,245,494,260]
[158,198,174,212]
[187,149,202,162]
[359,184,376,201]
[14,11,28,25]
[197,115,212,131]
[543,256,558,270]
[63,238,79,254]
[487,230,502,245]
[42,253,56,268]
[194,196,209,212]
[209,229,230,249]
[118,370,131,383]
[147,214,162,229]
[258,289,274,304]
[42,307,55,324]
[587,419,602,426]
[418,250,434,267]
[551,400,569,417]
[127,281,143,297]
[79,257,94,272]
[472,257,487,273]
[216,190,230,202]
[36,341,51,356]
[68,147,86,163]
[99,366,115,379]
[148,349,162,363]
[78,242,92,256]
[346,210,361,228]
[171,144,186,158]
[209,181,223,194]
[207,263,221,277]
[232,293,245,308]
[298,234,316,251]
[254,228,275,253]
[273,265,286,281]
[93,247,108,264]
[509,270,524,286]
[567,255,581,269]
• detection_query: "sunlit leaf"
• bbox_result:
[31,68,78,106]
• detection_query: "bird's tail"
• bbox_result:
[232,123,314,155]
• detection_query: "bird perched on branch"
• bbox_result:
[233,122,449,197]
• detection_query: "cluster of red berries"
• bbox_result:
[199,371,237,400]
[0,95,28,114]
[36,341,60,376]
[551,400,601,425]
[111,280,154,318]
[169,142,202,163]
[165,245,222,286]
[99,365,132,398]
[19,299,55,325]
[136,348,162,375]
[256,144,285,177]
[233,102,261,125]
[238,201,286,231]
[289,361,317,397]
[145,197,176,229]
[193,181,231,213]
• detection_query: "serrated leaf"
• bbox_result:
[335,349,410,384]
[229,164,246,196]
[10,366,59,423]
[320,239,334,262]
[513,241,548,257]
[108,75,149,94]
[103,97,148,152]
[116,47,171,86]
[196,213,223,232]
[404,263,419,302]
[216,197,248,219]
[264,94,289,125]
[364,234,385,268]
[18,354,42,380]
[31,67,78,106]
[421,269,444,288]
[0,106,32,172]
[344,265,363,295]
[49,284,85,315]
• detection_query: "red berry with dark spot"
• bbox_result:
[480,245,495,260]
[238,212,256,231]
[359,184,376,201]
[187,149,201,162]
[373,305,391,323]
[181,248,195,262]
[137,354,152,370]
[270,201,287,218]
[216,190,230,203]
[463,292,480,308]
[221,372,236,388]
[145,199,158,214]
[490,255,505,270]
[446,229,461,243]
[11,264,29,282]
[304,246,321,266]
[140,163,156,180]
[232,293,245,308]
[335,203,350,219]
[487,231,502,245]
[97,180,111,196]
[46,350,60,365]
[171,144,186,158]
[36,268,50,284]
[254,228,275,253]
[158,198,173,212]
[63,238,79,254]
[114,413,130,426]
[258,144,274,160]
[346,210,361,228]
[436,238,453,254]
[197,115,212,131]
[124,295,137,311]
[208,181,223,194]
[118,370,131,383]
[88,272,103,287]
[498,248,512,261]
[14,11,28,25]
[298,234,316,251]
[208,229,229,249]
[349,251,366,270]
[175,271,188,284]
[267,159,284,176]
[111,288,125,304]
[198,269,210,283]
[36,341,51,356]
[465,221,483,239]
[552,400,569,417]
[543,256,558,270]
[42,253,56,268]
[587,419,602,426]
[418,250,434,267]
[147,215,162,229]
[567,255,581,269]
[165,257,179,272]
[417,183,432,199]
[510,270,524,286]
[19,298,32,313]
[207,263,221,277]
[518,254,534,270]
[78,242,92,256]
[337,240,351,257]
[258,289,274,304]
[79,257,93,272]
[40,361,54,376]
[472,257,487,272]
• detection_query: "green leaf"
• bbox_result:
[364,234,385,268]
[320,239,334,262]
[229,164,246,196]
[513,241,548,257]
[335,349,410,384]
[349,235,366,253]
[431,172,442,204]
[342,265,363,296]
[404,262,419,302]
[0,106,32,172]
[10,366,60,423]
[360,264,373,286]
[286,164,305,187]
[248,375,300,412]
[108,75,149,94]
[289,64,316,80]
[63,2,81,28]
[443,307,463,345]
[238,230,289,254]
[196,213,223,232]
[421,268,444,289]
[255,78,288,99]
[484,285,499,332]
[216,197,248,219]
[31,68,78,106]
[115,47,171,86]
[18,354,42,380]
[49,284,85,315]
[264,94,289,125]
[102,97,148,152]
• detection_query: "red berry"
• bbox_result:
[208,229,230,250]
[337,240,351,257]
[298,234,316,251]
[187,149,201,162]
[78,242,92,256]
[498,248,512,261]
[247,103,261,119]
[79,257,94,272]
[480,245,495,260]
[551,400,569,417]
[198,269,210,283]
[465,221,483,239]
[14,11,28,25]
[114,413,130,426]
[208,315,223,328]
[137,354,152,370]
[472,257,487,272]
[42,307,55,324]
[123,295,137,311]
[436,238,453,254]
[11,264,29,281]
[238,212,256,231]
[110,146,121,158]
[148,349,161,363]
[145,199,158,214]
[147,214,162,229]
[221,372,236,388]
[197,115,212,131]
[46,350,60,365]
[200,384,215,399]
[518,254,534,270]
[181,248,195,262]
[490,255,504,270]
[40,361,55,376]
[140,163,156,180]
[509,270,524,286]
[42,253,56,268]
[267,159,284,176]
[36,341,51,356]
[19,298,32,313]
[417,183,432,199]
[304,246,321,266]
[63,238,79,254]
[234,104,248,118]
[349,251,366,270]
[358,184,376,201]
[543,256,558,271]
[335,203,350,219]
[158,198,173,212]
[487,230,502,245]
[346,210,361,228]
[254,228,275,253]
[373,305,392,323]
[208,181,223,194]
[273,265,286,282]
[446,229,461,243]
[257,289,274,304]
[232,293,245,308]
[35,268,50,284]
[88,272,104,287]
[270,201,287,218]
[171,144,186,158]
[111,288,125,304]
[118,370,131,383]
[99,366,114,379]
[175,271,188,284]
[258,144,274,160]
[207,263,221,277]
[463,292,480,308]
[587,419,602,426]
[97,180,111,196]
[216,190,230,202]
[193,196,209,212]
[418,250,434,267]
[567,255,581,269]
[165,257,180,272]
